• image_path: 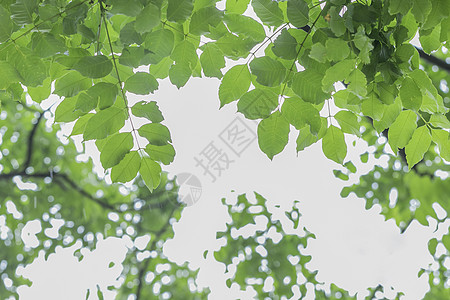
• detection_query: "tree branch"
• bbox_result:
[22,112,44,172]
[416,47,450,72]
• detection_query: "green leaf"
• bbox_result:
[72,55,113,79]
[87,83,118,110]
[144,29,175,64]
[296,126,318,152]
[215,33,255,59]
[135,3,160,33]
[329,6,346,37]
[218,64,251,107]
[388,110,417,152]
[189,6,223,35]
[257,111,290,160]
[171,40,198,68]
[55,48,91,68]
[31,33,66,58]
[167,0,194,23]
[287,0,309,28]
[353,26,374,64]
[119,47,145,68]
[70,113,94,136]
[281,97,321,134]
[111,151,141,183]
[109,0,143,16]
[54,71,92,97]
[373,99,402,133]
[252,0,284,27]
[334,110,361,137]
[272,29,297,60]
[140,157,162,192]
[124,72,159,95]
[27,78,51,103]
[405,126,431,170]
[291,70,329,105]
[100,133,134,169]
[83,106,127,141]
[0,61,22,89]
[325,39,350,62]
[0,6,13,42]
[344,161,357,173]
[225,0,250,14]
[411,0,432,24]
[237,89,279,120]
[224,14,266,42]
[400,76,422,111]
[55,97,84,122]
[11,48,47,87]
[131,101,164,123]
[361,92,385,121]
[431,129,450,161]
[138,123,172,146]
[75,92,98,113]
[119,22,143,45]
[169,63,192,89]
[145,144,176,165]
[322,59,356,93]
[309,43,327,63]
[10,0,38,25]
[322,125,347,165]
[429,114,450,129]
[200,43,225,78]
[389,0,412,15]
[149,57,173,79]
[249,56,286,87]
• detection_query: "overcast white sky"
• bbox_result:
[15,75,450,300]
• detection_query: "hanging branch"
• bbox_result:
[21,112,45,172]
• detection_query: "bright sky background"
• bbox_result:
[11,2,450,299]
[15,75,450,300]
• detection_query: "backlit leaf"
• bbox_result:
[111,151,141,183]
[388,110,417,152]
[237,89,279,120]
[405,125,431,170]
[281,97,321,135]
[140,157,162,192]
[167,0,194,23]
[322,125,347,165]
[287,0,309,28]
[249,56,286,87]
[100,133,134,169]
[138,123,172,146]
[73,55,113,79]
[219,64,251,107]
[257,111,290,160]
[145,144,176,165]
[252,0,284,27]
[131,101,164,123]
[83,106,127,141]
[54,71,92,97]
[125,72,159,95]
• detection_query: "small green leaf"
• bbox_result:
[322,125,347,165]
[73,55,113,79]
[325,39,350,62]
[250,56,286,87]
[0,6,13,42]
[87,82,118,110]
[75,92,98,113]
[224,14,266,42]
[149,57,173,79]
[400,76,422,111]
[145,144,176,165]
[111,151,141,183]
[281,97,321,134]
[135,3,160,33]
[296,126,318,152]
[334,110,361,137]
[252,0,284,27]
[272,29,297,60]
[329,6,346,37]
[322,59,356,93]
[373,99,402,133]
[140,157,162,192]
[287,0,309,28]
[344,161,357,173]
[225,0,250,14]
[27,78,51,103]
[70,113,94,136]
[429,114,450,129]
[10,0,38,25]
[131,101,164,123]
[83,106,127,141]
[171,40,198,68]
[54,71,92,97]
[200,43,225,78]
[346,69,367,97]
[389,0,412,15]
[31,33,66,58]
[309,43,327,63]
[125,72,159,95]
[218,64,251,107]
[138,123,172,146]
[99,133,134,169]
[362,92,385,121]
[237,88,278,120]
[167,0,194,23]
[257,111,290,160]
[55,97,84,122]
[388,110,417,152]
[144,29,175,64]
[291,69,330,105]
[405,125,431,170]
[169,63,192,89]
[189,6,223,35]
[109,0,143,16]
[431,129,450,161]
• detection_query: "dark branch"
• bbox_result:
[22,112,44,172]
[416,47,450,72]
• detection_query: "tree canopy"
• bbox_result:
[0,0,449,298]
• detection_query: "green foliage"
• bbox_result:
[0,0,449,298]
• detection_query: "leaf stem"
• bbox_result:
[246,23,289,65]
[100,1,143,152]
